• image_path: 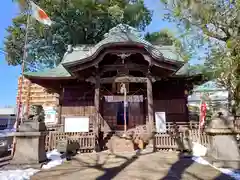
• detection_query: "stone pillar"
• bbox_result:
[205,109,240,169]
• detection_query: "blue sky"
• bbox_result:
[0,0,176,107]
[0,2,20,107]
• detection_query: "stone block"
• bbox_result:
[57,139,68,153]
[208,135,240,168]
[206,108,240,169]
[10,132,47,165]
[19,121,47,132]
[109,136,135,153]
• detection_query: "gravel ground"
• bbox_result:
[31,151,234,180]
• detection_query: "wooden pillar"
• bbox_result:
[57,87,64,124]
[94,74,100,132]
[147,76,154,133]
[94,72,101,152]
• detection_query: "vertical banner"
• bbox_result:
[199,101,207,129]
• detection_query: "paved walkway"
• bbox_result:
[31,151,234,180]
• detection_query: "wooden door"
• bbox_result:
[128,101,145,129]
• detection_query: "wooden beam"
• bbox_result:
[99,64,148,74]
[104,76,147,83]
[86,76,156,84]
[102,76,156,83]
[86,75,160,84]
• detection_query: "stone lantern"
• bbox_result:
[205,107,240,169]
[9,105,47,165]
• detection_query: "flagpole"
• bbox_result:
[17,7,30,125]
[12,3,31,156]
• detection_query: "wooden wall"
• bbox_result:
[61,83,95,117]
[20,77,189,127]
[153,80,188,122]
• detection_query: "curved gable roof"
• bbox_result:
[24,24,187,79]
[61,24,178,65]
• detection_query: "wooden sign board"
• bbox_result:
[64,116,89,132]
[155,112,167,133]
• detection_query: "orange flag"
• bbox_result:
[30,1,52,26]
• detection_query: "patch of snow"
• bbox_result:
[192,142,207,157]
[0,168,39,180]
[192,156,240,180]
[218,168,240,180]
[191,156,210,165]
[0,149,65,180]
[42,149,65,169]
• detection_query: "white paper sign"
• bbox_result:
[44,107,57,124]
[155,112,166,133]
[64,117,89,132]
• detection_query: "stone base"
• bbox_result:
[207,134,240,169]
[10,132,47,165]
[109,135,135,153]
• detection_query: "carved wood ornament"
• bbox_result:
[116,53,131,64]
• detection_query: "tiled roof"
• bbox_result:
[24,24,187,78]
[24,64,71,78]
[61,24,166,64]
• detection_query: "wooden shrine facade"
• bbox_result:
[25,46,200,133]
[23,24,202,134]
